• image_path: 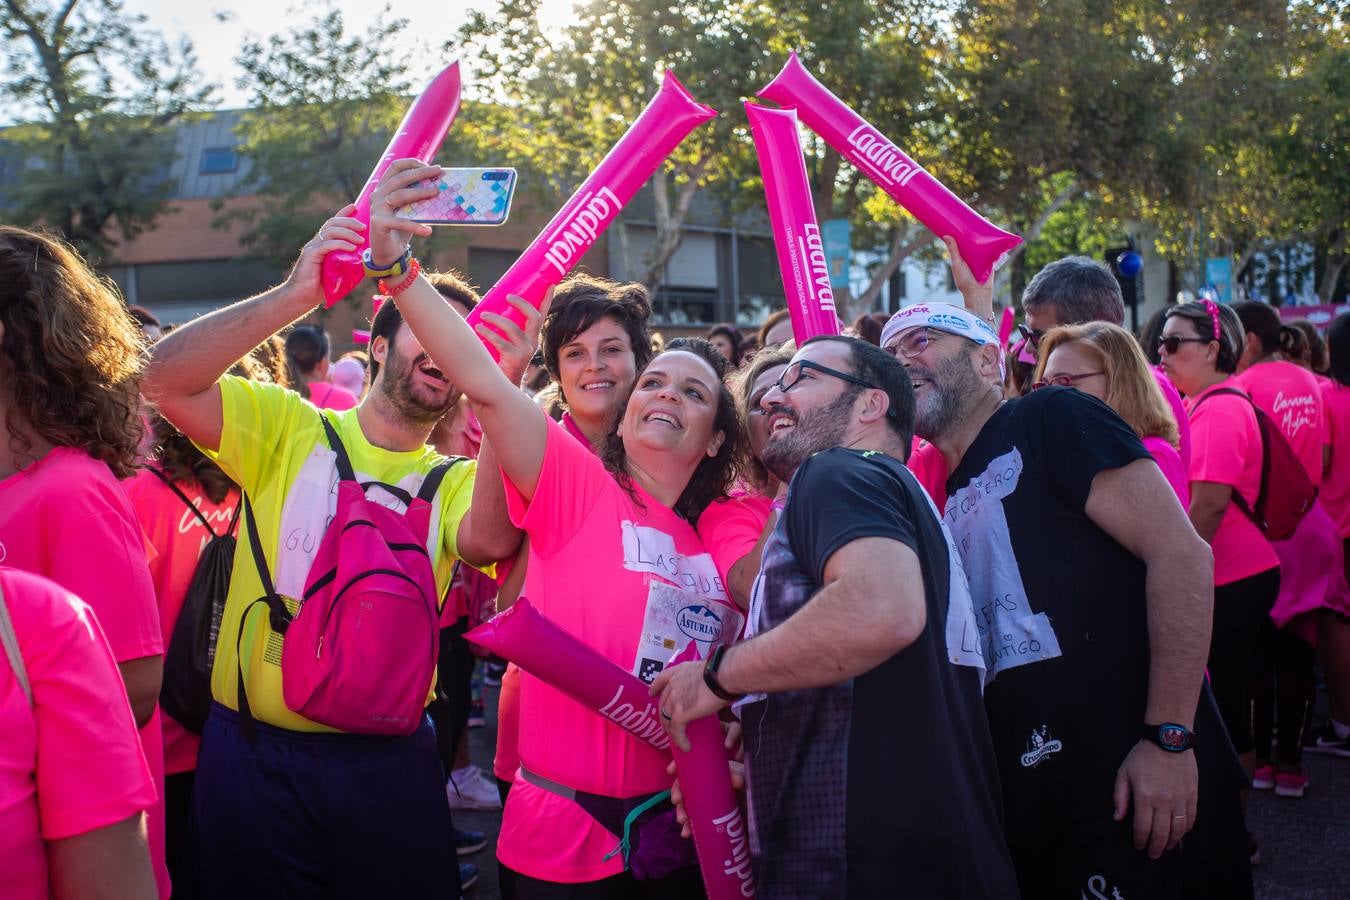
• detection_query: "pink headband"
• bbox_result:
[1202,299,1221,341]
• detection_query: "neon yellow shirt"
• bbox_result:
[199,376,476,732]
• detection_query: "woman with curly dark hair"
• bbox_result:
[384,201,746,889]
[0,225,170,896]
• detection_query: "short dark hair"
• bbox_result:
[802,334,915,449]
[1232,301,1284,356]
[1164,301,1244,374]
[541,274,653,403]
[1023,256,1125,326]
[284,324,330,379]
[1328,314,1350,387]
[127,304,161,328]
[369,268,479,381]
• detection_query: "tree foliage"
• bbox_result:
[0,0,211,259]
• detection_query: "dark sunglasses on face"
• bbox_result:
[1017,323,1044,349]
[1157,335,1211,354]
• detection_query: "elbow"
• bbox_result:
[881,603,927,656]
[129,693,158,730]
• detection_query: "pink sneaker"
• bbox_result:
[1251,764,1276,790]
[1274,770,1309,798]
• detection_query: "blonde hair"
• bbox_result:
[1035,321,1179,448]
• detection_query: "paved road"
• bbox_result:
[457,683,1347,898]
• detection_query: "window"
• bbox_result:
[199,147,239,175]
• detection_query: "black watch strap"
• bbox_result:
[1142,722,1195,752]
[703,644,743,703]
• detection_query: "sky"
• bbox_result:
[122,0,582,108]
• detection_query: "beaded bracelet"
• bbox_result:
[378,257,422,298]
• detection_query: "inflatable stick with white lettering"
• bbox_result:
[746,102,839,343]
[464,597,672,758]
[465,71,717,359]
[758,53,1020,284]
[666,642,756,899]
[320,62,462,306]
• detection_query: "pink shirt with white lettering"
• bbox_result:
[496,419,729,883]
[124,469,240,775]
[0,448,170,897]
[1321,377,1350,539]
[1185,382,1280,586]
[0,567,157,900]
[1235,360,1325,487]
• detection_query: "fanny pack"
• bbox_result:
[519,767,695,881]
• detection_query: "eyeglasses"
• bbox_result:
[1033,371,1105,390]
[1017,323,1045,350]
[1157,335,1211,355]
[774,359,899,419]
[884,327,948,360]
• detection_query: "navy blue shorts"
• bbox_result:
[194,703,456,899]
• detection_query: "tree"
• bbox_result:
[0,0,211,258]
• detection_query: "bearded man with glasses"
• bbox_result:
[652,335,1016,898]
[878,301,1246,898]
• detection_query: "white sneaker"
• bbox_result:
[447,765,502,811]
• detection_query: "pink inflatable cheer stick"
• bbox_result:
[746,102,840,344]
[320,62,463,306]
[465,598,672,758]
[465,71,717,359]
[758,53,1020,284]
[667,643,756,899]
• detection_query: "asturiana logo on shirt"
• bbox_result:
[676,604,724,643]
[598,686,671,750]
[712,807,756,896]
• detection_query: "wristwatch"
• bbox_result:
[362,246,414,279]
[703,645,743,703]
[1142,722,1196,753]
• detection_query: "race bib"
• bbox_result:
[632,581,744,683]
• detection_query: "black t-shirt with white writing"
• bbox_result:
[743,447,1016,899]
[944,389,1168,870]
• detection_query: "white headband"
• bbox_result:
[879,302,1001,350]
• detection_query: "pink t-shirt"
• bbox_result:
[0,448,170,897]
[1185,382,1280,586]
[305,381,358,411]
[123,469,240,775]
[1321,378,1350,538]
[1152,365,1192,473]
[697,490,773,590]
[496,419,733,883]
[1143,435,1190,509]
[0,567,157,900]
[1235,361,1325,487]
[907,438,949,506]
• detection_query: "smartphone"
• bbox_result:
[396,168,518,226]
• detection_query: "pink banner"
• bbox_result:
[320,62,463,306]
[758,53,1020,284]
[465,71,717,359]
[745,102,840,344]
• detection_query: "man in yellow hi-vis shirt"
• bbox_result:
[143,200,533,900]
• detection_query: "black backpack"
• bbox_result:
[149,468,241,733]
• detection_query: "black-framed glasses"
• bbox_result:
[1017,323,1045,350]
[1157,335,1211,355]
[1033,371,1105,390]
[776,359,879,394]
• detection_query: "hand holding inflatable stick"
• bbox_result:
[320,62,463,306]
[758,53,1020,284]
[745,102,840,344]
[465,71,717,360]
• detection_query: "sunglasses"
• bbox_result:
[1157,335,1212,354]
[1017,323,1045,350]
[1033,371,1104,390]
[774,359,898,418]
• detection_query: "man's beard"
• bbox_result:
[912,352,982,441]
[379,349,460,428]
[762,388,860,483]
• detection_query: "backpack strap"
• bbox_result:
[236,495,293,743]
[0,579,32,707]
[1189,386,1266,527]
[415,459,457,504]
[148,466,225,537]
[320,415,359,484]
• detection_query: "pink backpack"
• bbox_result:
[237,416,457,736]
